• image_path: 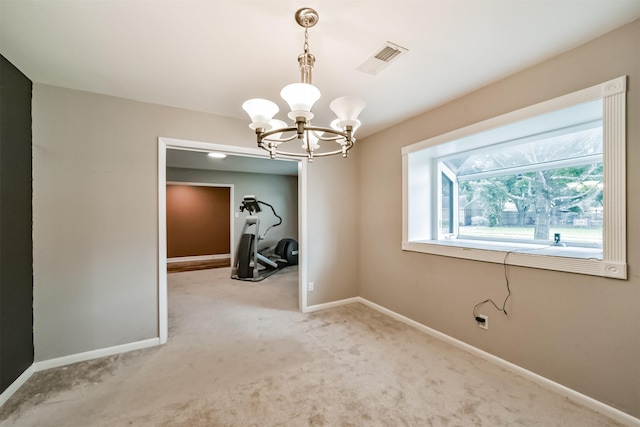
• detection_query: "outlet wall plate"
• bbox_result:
[477,314,488,330]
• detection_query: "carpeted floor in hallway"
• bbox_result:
[0,267,625,426]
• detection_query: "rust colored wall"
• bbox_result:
[166,185,230,258]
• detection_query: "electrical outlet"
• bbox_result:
[477,314,488,330]
[308,282,314,292]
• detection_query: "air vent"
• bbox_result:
[375,46,403,62]
[357,42,408,76]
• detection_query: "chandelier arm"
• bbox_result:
[260,125,354,143]
[258,138,354,159]
[306,145,353,157]
[310,130,341,141]
[303,126,352,141]
[262,134,298,143]
[268,147,345,158]
[314,134,348,142]
[262,148,310,159]
[264,143,354,157]
[259,126,298,140]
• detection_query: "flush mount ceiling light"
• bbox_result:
[242,7,366,160]
[207,152,227,159]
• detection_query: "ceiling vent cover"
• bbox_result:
[357,42,408,76]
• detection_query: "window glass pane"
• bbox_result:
[441,99,603,177]
[444,125,602,178]
[457,163,603,246]
[441,173,453,235]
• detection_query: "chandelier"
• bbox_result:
[242,7,366,160]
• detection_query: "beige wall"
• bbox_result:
[306,155,360,306]
[32,85,358,362]
[357,20,639,416]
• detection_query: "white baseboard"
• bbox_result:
[354,297,640,427]
[33,338,161,372]
[167,254,230,264]
[0,364,35,407]
[303,297,360,313]
[0,338,161,409]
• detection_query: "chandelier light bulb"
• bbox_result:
[242,98,279,130]
[331,119,360,144]
[330,96,366,128]
[280,83,321,121]
[268,119,288,141]
[331,118,360,133]
[302,131,320,151]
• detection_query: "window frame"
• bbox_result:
[438,163,456,238]
[402,76,627,279]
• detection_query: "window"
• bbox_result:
[402,77,627,279]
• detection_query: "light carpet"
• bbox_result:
[0,267,624,426]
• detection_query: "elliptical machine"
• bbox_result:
[231,195,298,281]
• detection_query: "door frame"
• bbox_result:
[158,137,308,344]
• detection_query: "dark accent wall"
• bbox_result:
[166,185,231,258]
[0,54,34,393]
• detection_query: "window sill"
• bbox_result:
[402,240,626,279]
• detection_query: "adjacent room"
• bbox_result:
[0,1,638,425]
[164,148,299,275]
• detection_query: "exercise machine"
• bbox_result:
[231,195,298,281]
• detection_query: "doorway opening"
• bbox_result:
[166,182,233,273]
[158,137,308,344]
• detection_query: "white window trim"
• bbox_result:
[402,76,626,280]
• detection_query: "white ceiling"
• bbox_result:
[1,0,639,140]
